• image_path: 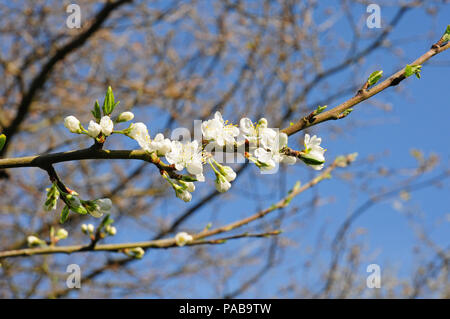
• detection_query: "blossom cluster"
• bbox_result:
[63,90,326,205]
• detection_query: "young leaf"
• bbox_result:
[91,100,101,120]
[102,86,115,115]
[44,183,60,211]
[405,64,422,79]
[298,153,325,165]
[441,25,450,43]
[314,105,327,115]
[0,134,6,151]
[60,205,70,224]
[367,70,383,87]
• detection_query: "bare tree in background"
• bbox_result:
[0,0,448,298]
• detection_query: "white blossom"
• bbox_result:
[239,117,258,145]
[302,134,326,170]
[165,140,204,181]
[64,116,82,134]
[149,133,172,155]
[117,111,134,123]
[88,198,112,218]
[100,116,114,136]
[128,122,151,151]
[202,111,239,146]
[87,120,102,138]
[253,132,296,169]
[239,117,277,149]
[175,232,193,246]
[253,147,276,170]
[215,174,231,192]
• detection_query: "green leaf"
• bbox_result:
[341,108,353,117]
[298,153,325,166]
[180,175,199,182]
[66,194,88,214]
[91,100,101,120]
[367,70,383,87]
[102,86,116,116]
[441,25,450,43]
[60,205,70,224]
[314,105,327,115]
[44,183,60,211]
[0,134,5,151]
[405,64,422,79]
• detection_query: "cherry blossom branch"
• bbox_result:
[0,28,446,256]
[0,153,356,259]
[1,39,447,176]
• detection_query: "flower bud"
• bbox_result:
[87,120,102,138]
[87,198,112,218]
[175,232,193,247]
[27,235,43,247]
[81,224,88,234]
[215,174,231,193]
[64,116,82,134]
[176,189,192,202]
[87,224,95,234]
[100,116,114,136]
[218,165,236,182]
[105,225,117,236]
[55,228,68,240]
[130,247,145,259]
[179,181,195,192]
[117,111,134,123]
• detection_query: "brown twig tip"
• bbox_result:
[357,82,370,95]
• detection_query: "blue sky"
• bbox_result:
[40,1,449,297]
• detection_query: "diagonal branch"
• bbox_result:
[0,231,282,259]
[282,41,450,137]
